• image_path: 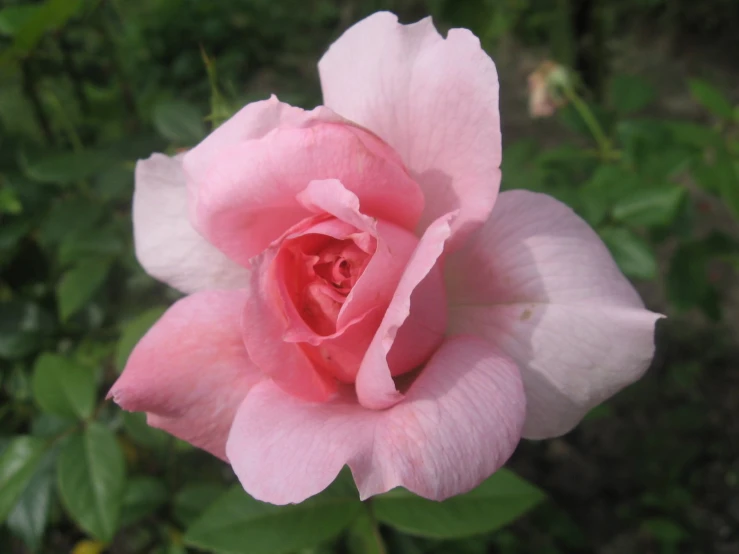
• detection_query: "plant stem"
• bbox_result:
[348,501,386,554]
[563,85,612,158]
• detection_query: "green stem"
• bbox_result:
[563,85,612,158]
[348,502,386,554]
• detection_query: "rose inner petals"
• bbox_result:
[278,227,376,335]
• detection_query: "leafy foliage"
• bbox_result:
[372,470,545,538]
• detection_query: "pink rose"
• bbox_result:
[110,12,660,505]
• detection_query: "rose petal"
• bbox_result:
[296,179,376,235]
[355,212,452,409]
[133,154,249,293]
[385,257,447,375]
[183,95,341,188]
[188,116,424,265]
[243,247,339,403]
[248,181,424,387]
[319,12,501,248]
[296,180,419,330]
[227,336,525,504]
[108,290,260,460]
[445,190,662,438]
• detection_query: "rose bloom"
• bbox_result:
[110,12,660,505]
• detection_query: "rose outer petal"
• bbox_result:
[183,95,340,188]
[319,12,501,249]
[108,290,261,460]
[446,190,662,438]
[186,101,424,266]
[133,154,249,293]
[227,336,525,504]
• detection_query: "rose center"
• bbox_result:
[280,230,375,336]
[313,242,366,294]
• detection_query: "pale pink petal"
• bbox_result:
[227,336,525,504]
[109,290,260,460]
[445,190,662,438]
[355,213,452,409]
[243,248,338,403]
[296,179,377,235]
[183,95,342,188]
[188,119,424,265]
[319,12,501,247]
[133,154,248,293]
[385,259,447,374]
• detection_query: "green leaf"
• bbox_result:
[5,367,32,401]
[115,306,168,372]
[615,120,672,171]
[152,100,206,145]
[640,146,692,181]
[611,185,686,227]
[0,301,55,360]
[692,158,721,195]
[689,79,734,119]
[0,437,47,522]
[57,424,126,542]
[58,226,123,266]
[609,74,655,114]
[692,145,739,219]
[94,165,134,202]
[667,122,722,149]
[641,517,687,545]
[0,5,39,36]
[20,149,115,185]
[13,0,81,52]
[40,197,102,246]
[667,241,718,316]
[584,403,614,422]
[121,412,169,451]
[173,483,227,527]
[31,413,76,439]
[6,448,56,552]
[576,164,640,227]
[0,187,22,215]
[120,476,168,527]
[184,477,362,554]
[383,532,424,554]
[57,259,111,321]
[31,353,96,420]
[347,509,386,554]
[373,469,545,539]
[715,150,739,220]
[0,218,32,258]
[598,226,658,280]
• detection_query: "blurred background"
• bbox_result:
[0,0,738,553]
